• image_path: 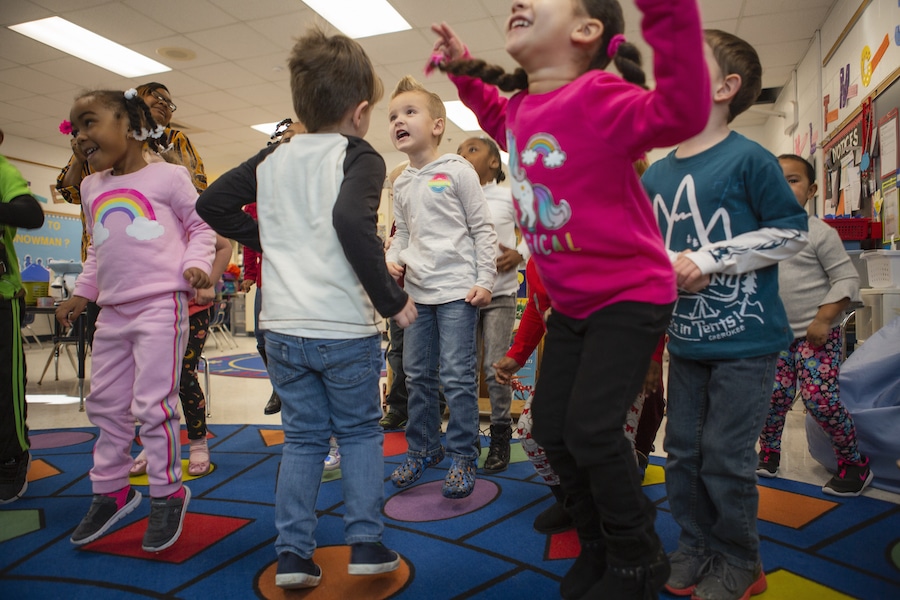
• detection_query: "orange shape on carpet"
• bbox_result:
[27,458,60,482]
[756,485,838,528]
[259,430,408,458]
[256,545,411,600]
[82,513,250,563]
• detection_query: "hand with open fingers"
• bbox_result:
[393,297,418,329]
[465,285,492,307]
[430,22,467,63]
[184,267,211,290]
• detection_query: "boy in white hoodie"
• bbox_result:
[385,76,497,499]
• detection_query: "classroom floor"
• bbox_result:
[21,329,900,505]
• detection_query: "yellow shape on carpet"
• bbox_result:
[762,569,855,599]
[642,464,666,486]
[128,459,216,485]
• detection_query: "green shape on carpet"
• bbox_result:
[0,509,42,543]
[478,442,528,468]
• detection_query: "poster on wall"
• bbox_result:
[12,208,82,285]
[823,115,862,215]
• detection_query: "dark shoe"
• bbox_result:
[483,423,512,474]
[0,450,31,504]
[756,448,780,478]
[264,391,282,415]
[692,554,766,600]
[391,447,445,488]
[71,487,142,545]
[142,486,191,552]
[822,456,874,497]
[348,541,401,575]
[583,529,670,599]
[664,548,712,596]
[635,450,649,481]
[442,456,476,499]
[560,494,606,599]
[275,551,321,589]
[534,485,574,534]
[379,411,408,430]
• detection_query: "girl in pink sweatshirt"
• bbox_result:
[57,88,214,553]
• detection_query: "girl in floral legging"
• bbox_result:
[757,154,871,497]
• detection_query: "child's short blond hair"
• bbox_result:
[391,75,446,144]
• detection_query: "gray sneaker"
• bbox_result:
[142,486,191,552]
[692,554,767,600]
[665,548,712,596]
[71,487,142,545]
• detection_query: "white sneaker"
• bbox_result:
[324,441,341,471]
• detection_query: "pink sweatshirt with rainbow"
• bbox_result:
[450,0,709,319]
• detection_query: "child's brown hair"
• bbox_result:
[288,28,383,132]
[704,29,762,123]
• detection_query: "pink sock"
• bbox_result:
[166,487,185,501]
[104,486,130,510]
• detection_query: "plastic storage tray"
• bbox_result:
[822,218,883,241]
[861,250,900,288]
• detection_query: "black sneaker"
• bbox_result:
[823,457,874,497]
[756,449,780,478]
[71,487,142,545]
[0,450,31,504]
[275,551,322,589]
[379,411,408,430]
[533,500,574,534]
[264,391,282,415]
[348,542,401,575]
[142,486,190,552]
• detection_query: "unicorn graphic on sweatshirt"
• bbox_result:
[507,131,572,234]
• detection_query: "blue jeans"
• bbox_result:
[403,300,479,462]
[664,352,778,570]
[266,331,386,559]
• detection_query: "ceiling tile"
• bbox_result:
[187,23,282,60]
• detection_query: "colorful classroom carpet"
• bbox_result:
[200,353,269,378]
[2,425,899,599]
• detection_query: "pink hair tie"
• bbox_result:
[607,33,626,58]
[59,120,72,135]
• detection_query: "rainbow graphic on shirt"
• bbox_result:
[520,133,566,168]
[90,188,165,246]
[428,173,451,193]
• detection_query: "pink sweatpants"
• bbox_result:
[87,292,189,498]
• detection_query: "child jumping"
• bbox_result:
[385,76,497,500]
[430,0,710,596]
[57,89,215,552]
[197,29,415,589]
[642,31,809,600]
[758,154,870,496]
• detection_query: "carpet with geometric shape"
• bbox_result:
[1,425,898,599]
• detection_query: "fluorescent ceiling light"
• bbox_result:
[9,16,170,78]
[251,122,281,136]
[444,101,481,132]
[302,0,411,38]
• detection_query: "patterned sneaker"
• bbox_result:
[379,411,408,430]
[391,447,445,488]
[71,487,142,545]
[142,486,191,552]
[822,457,874,497]
[664,548,712,596]
[442,457,476,499]
[0,450,31,504]
[348,542,401,575]
[324,439,341,472]
[692,554,766,600]
[275,551,321,589]
[756,449,780,478]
